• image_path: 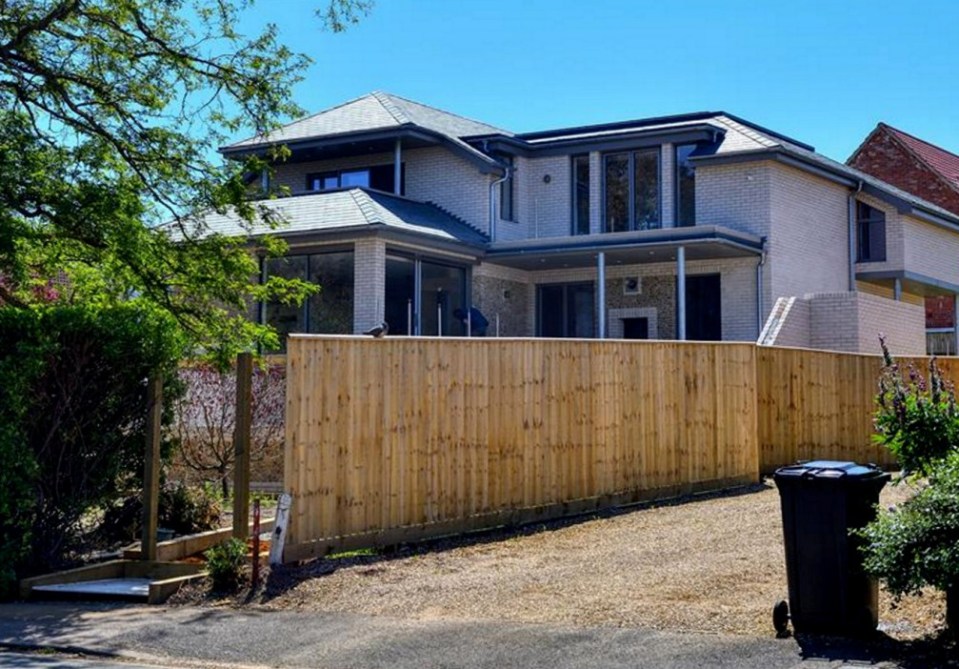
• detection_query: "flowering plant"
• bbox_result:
[874,334,959,479]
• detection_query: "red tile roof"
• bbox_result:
[883,123,959,188]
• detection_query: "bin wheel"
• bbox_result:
[773,600,789,636]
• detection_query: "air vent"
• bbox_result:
[623,277,641,296]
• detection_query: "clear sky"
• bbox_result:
[237,0,959,162]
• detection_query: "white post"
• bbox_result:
[677,246,687,341]
[394,139,402,195]
[597,252,606,339]
[268,493,292,566]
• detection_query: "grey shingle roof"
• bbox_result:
[188,189,488,246]
[227,91,511,149]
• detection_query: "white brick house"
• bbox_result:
[202,91,959,354]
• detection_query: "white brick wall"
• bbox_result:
[764,291,925,354]
[902,214,959,287]
[353,238,385,333]
[661,143,676,227]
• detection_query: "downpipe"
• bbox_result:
[488,164,510,243]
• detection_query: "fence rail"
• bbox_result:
[282,336,954,561]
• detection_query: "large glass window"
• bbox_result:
[676,144,697,226]
[264,256,307,347]
[537,282,595,338]
[856,202,886,262]
[385,255,468,336]
[264,251,354,351]
[603,149,660,232]
[385,255,416,336]
[307,252,354,333]
[421,261,467,336]
[572,155,590,235]
[306,164,403,194]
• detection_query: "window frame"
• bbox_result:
[600,147,662,233]
[856,201,887,263]
[675,143,697,227]
[571,154,590,235]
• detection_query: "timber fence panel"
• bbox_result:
[284,336,760,560]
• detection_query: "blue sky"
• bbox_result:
[238,1,959,162]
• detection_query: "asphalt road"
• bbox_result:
[0,601,916,669]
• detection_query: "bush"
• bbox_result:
[858,456,959,597]
[874,335,959,478]
[98,482,221,546]
[0,303,184,597]
[204,538,247,592]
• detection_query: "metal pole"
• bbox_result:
[597,252,606,339]
[466,310,472,337]
[894,278,902,301]
[251,498,261,589]
[407,299,412,336]
[677,246,687,341]
[437,302,443,337]
[496,313,500,337]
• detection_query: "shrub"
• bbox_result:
[205,538,247,592]
[0,303,184,597]
[98,482,221,546]
[874,335,959,478]
[858,457,959,597]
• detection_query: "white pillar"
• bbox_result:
[894,278,902,301]
[597,252,606,339]
[394,139,402,195]
[352,239,386,334]
[677,246,687,341]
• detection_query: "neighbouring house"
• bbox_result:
[194,91,959,354]
[847,122,959,354]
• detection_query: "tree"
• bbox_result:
[170,361,285,498]
[0,0,371,358]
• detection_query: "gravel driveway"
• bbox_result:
[176,479,946,639]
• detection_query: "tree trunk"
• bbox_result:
[220,472,229,501]
[947,585,959,635]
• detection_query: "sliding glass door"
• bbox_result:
[385,254,468,336]
[537,282,595,338]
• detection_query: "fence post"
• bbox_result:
[141,373,163,562]
[233,352,253,539]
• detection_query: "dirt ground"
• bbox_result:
[174,478,947,640]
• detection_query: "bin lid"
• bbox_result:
[773,460,887,482]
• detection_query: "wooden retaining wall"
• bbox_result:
[284,336,759,560]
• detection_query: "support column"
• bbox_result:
[141,374,162,562]
[597,252,606,339]
[353,239,386,333]
[394,139,402,195]
[677,246,687,341]
[894,278,902,301]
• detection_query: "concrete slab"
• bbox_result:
[31,579,151,600]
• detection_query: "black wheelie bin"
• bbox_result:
[773,460,889,636]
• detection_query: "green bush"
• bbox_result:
[874,336,959,478]
[98,482,222,545]
[0,303,184,597]
[858,456,959,597]
[204,538,247,592]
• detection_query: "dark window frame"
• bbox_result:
[571,154,591,235]
[856,201,887,263]
[305,164,405,194]
[600,147,662,233]
[675,143,697,227]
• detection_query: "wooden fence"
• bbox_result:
[283,336,958,561]
[284,337,759,560]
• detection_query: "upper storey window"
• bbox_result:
[603,148,660,233]
[499,156,515,222]
[676,144,697,227]
[572,155,590,235]
[306,164,403,194]
[856,202,886,262]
